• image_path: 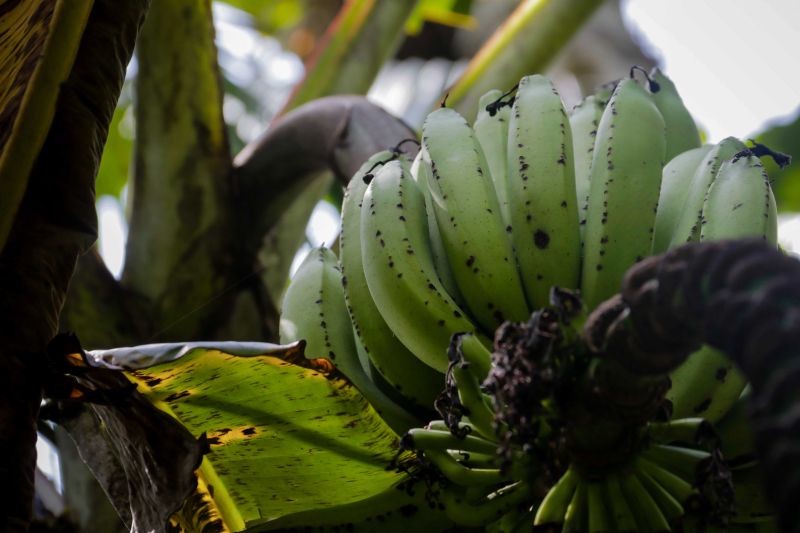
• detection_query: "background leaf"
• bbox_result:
[754,109,800,212]
[95,95,134,200]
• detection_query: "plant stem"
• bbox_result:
[123,0,236,342]
[281,0,418,114]
[449,0,604,119]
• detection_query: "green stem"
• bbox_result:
[282,0,418,114]
[449,0,604,119]
[123,0,235,341]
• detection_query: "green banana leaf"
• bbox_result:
[754,109,800,212]
[74,339,433,531]
[94,94,133,200]
[0,0,94,251]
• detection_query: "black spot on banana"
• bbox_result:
[507,75,582,311]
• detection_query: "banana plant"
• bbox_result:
[47,238,800,531]
[8,0,797,532]
[0,0,499,528]
[0,1,148,528]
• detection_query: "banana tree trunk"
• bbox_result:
[0,0,149,527]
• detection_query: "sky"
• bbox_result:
[622,0,800,143]
[620,0,800,252]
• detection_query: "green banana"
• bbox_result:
[648,67,702,162]
[640,444,709,485]
[635,467,685,523]
[272,69,780,532]
[450,354,496,441]
[534,466,578,526]
[448,450,500,470]
[421,106,530,330]
[506,74,582,310]
[360,159,480,372]
[620,469,671,531]
[279,246,417,433]
[700,151,778,243]
[423,449,509,487]
[604,472,639,532]
[474,89,512,227]
[586,480,611,533]
[570,83,614,243]
[340,151,444,411]
[580,77,666,309]
[454,330,493,380]
[634,456,697,505]
[440,482,532,528]
[646,417,713,447]
[403,427,498,455]
[489,505,535,533]
[563,478,588,532]
[409,150,464,304]
[731,466,777,524]
[425,418,476,434]
[714,387,757,468]
[652,144,713,254]
[667,136,747,248]
[668,151,777,423]
[667,345,747,423]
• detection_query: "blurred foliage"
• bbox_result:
[220,76,262,156]
[93,0,480,209]
[217,0,475,40]
[95,89,133,200]
[216,0,304,34]
[755,109,800,213]
[406,0,475,35]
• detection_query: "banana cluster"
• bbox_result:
[278,67,782,530]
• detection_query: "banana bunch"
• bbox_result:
[278,66,785,530]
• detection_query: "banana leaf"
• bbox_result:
[755,110,800,212]
[53,336,448,532]
[0,0,94,251]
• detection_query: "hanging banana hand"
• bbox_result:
[276,66,790,531]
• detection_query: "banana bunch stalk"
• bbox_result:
[278,66,789,531]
